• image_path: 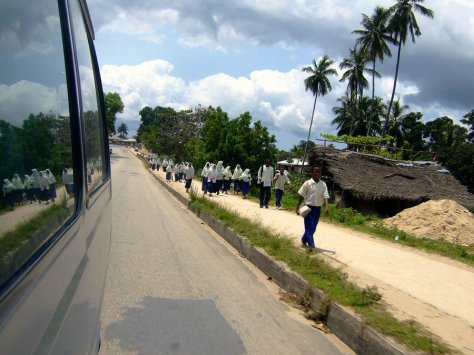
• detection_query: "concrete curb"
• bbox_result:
[147,164,411,354]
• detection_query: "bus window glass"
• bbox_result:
[0,0,75,287]
[69,0,107,195]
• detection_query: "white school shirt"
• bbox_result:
[274,173,290,191]
[298,178,329,207]
[258,165,274,187]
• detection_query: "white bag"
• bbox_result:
[299,205,311,218]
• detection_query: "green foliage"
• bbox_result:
[117,122,128,138]
[104,92,124,135]
[137,105,278,174]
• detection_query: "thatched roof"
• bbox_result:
[308,145,474,209]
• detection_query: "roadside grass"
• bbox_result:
[0,197,71,286]
[189,192,453,353]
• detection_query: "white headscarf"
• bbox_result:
[185,163,195,179]
[215,161,224,179]
[202,162,210,177]
[223,166,232,180]
[206,164,217,182]
[3,179,15,193]
[232,164,243,179]
[31,169,41,188]
[240,169,252,182]
[23,175,32,189]
[39,171,50,190]
[12,174,24,189]
[45,169,56,184]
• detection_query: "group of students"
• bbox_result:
[200,162,253,198]
[145,154,329,251]
[164,161,196,193]
[2,169,58,211]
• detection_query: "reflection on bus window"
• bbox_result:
[69,0,107,195]
[0,0,75,287]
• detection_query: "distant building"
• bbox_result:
[276,158,308,173]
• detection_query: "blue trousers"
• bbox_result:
[242,181,250,196]
[275,188,283,207]
[301,206,321,249]
[201,177,208,192]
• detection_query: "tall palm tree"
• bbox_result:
[353,6,393,102]
[366,96,386,136]
[385,0,434,124]
[301,55,337,171]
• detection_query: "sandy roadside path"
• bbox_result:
[143,157,474,354]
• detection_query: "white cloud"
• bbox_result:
[0,81,68,127]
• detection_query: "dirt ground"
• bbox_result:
[143,156,474,354]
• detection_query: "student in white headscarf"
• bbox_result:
[201,162,210,194]
[172,162,179,182]
[215,161,224,195]
[222,166,232,194]
[206,164,217,196]
[31,169,41,203]
[166,163,173,182]
[239,169,252,199]
[156,156,162,171]
[45,169,57,202]
[12,173,25,206]
[231,164,243,194]
[184,163,195,193]
[23,174,34,203]
[3,179,16,210]
[178,162,185,182]
[39,171,50,203]
[162,159,169,173]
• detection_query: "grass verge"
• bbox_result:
[0,198,71,285]
[190,191,454,354]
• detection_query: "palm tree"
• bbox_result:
[386,100,409,148]
[333,96,382,139]
[353,6,393,102]
[366,96,386,136]
[301,55,337,171]
[339,47,378,136]
[385,0,434,124]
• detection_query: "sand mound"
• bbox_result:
[384,199,474,246]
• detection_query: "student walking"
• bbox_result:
[12,173,25,206]
[206,164,218,196]
[45,169,56,202]
[273,169,290,209]
[201,162,210,194]
[222,166,232,194]
[232,164,243,194]
[295,167,329,250]
[2,179,16,210]
[215,161,224,194]
[257,159,274,208]
[23,174,34,203]
[166,163,173,182]
[239,169,252,199]
[184,163,195,193]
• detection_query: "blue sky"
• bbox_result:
[88,0,474,150]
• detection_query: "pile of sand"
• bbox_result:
[384,199,474,246]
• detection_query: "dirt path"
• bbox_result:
[142,156,474,354]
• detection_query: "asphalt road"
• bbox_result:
[99,145,352,354]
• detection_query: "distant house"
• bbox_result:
[276,158,308,173]
[308,145,474,216]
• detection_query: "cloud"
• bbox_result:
[91,0,473,147]
[0,81,69,127]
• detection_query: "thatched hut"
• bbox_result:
[308,145,474,216]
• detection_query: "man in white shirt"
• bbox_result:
[295,167,329,250]
[257,159,274,208]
